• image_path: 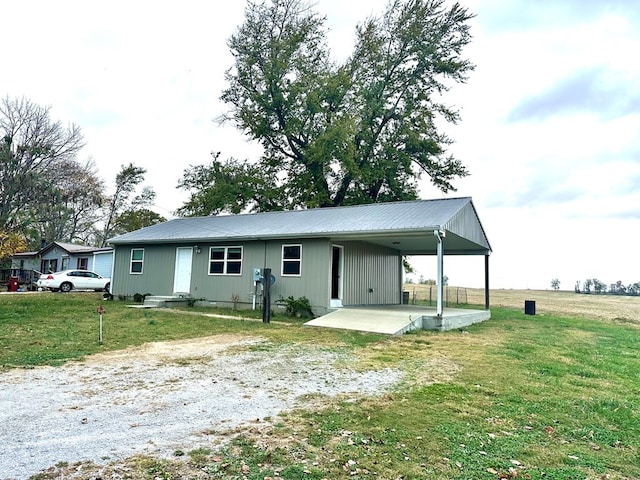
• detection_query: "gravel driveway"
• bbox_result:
[0,334,401,480]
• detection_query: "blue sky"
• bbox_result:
[2,0,638,290]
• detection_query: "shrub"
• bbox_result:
[277,296,314,318]
[231,293,240,310]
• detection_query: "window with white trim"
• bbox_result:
[130,248,144,274]
[209,246,243,275]
[281,244,302,276]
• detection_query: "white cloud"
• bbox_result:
[2,0,638,289]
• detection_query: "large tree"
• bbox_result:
[0,97,85,231]
[34,158,104,245]
[95,163,160,246]
[178,0,473,214]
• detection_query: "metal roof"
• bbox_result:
[108,197,492,255]
[13,242,113,258]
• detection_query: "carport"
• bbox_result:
[337,197,490,309]
[307,197,492,333]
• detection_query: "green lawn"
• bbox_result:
[1,293,638,479]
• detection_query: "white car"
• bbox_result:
[37,270,111,293]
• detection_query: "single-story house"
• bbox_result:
[107,197,492,316]
[12,242,114,277]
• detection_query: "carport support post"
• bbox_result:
[485,254,490,310]
[262,268,271,324]
[435,229,445,317]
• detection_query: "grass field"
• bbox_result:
[405,283,640,322]
[1,291,639,479]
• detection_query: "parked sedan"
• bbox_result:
[37,270,111,293]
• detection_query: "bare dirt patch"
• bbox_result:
[0,334,402,480]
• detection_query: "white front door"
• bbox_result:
[173,247,193,294]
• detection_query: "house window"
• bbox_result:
[130,249,144,274]
[209,246,243,275]
[77,257,88,270]
[61,257,69,271]
[41,259,58,273]
[282,244,302,276]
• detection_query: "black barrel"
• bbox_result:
[524,300,536,315]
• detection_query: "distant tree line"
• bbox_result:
[405,274,448,286]
[574,279,640,296]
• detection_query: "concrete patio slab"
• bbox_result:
[304,305,490,335]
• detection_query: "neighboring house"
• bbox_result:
[108,198,492,316]
[12,242,114,276]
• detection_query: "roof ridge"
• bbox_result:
[178,197,472,221]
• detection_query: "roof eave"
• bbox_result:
[108,227,444,246]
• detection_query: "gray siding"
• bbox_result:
[340,241,401,306]
[261,239,331,313]
[112,244,179,295]
[191,238,331,311]
[113,239,403,312]
[113,240,333,313]
[190,241,265,306]
[444,202,491,252]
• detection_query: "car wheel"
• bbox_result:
[60,282,73,293]
[104,282,111,292]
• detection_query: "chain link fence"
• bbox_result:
[404,285,469,307]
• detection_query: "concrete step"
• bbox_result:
[143,295,190,308]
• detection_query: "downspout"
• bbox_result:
[434,228,445,317]
[108,246,115,296]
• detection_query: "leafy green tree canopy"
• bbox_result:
[115,208,165,234]
[178,0,474,214]
[96,163,158,246]
[176,152,285,216]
